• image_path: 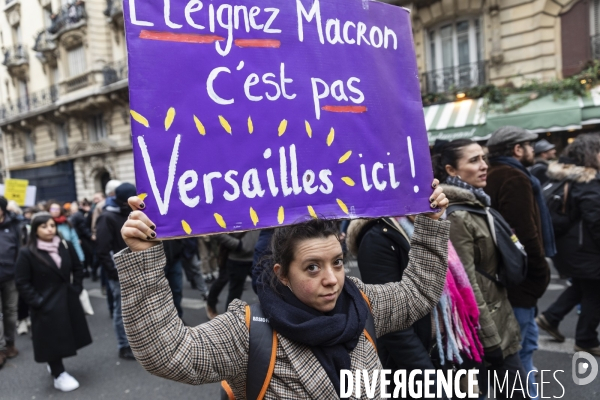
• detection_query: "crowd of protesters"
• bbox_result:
[1,126,600,397]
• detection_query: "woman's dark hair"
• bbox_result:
[565,134,600,170]
[431,138,476,182]
[27,214,57,267]
[262,218,341,292]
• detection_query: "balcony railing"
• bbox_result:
[33,30,56,53]
[592,34,600,60]
[3,45,28,67]
[65,73,90,92]
[47,2,86,36]
[104,0,122,18]
[422,61,487,94]
[103,60,127,86]
[0,85,58,121]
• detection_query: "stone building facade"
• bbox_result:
[0,0,130,201]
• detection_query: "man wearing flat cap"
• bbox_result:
[484,126,556,399]
[529,139,557,186]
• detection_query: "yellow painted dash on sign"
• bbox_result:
[181,220,192,235]
[307,206,317,219]
[341,177,355,186]
[250,207,259,226]
[130,110,149,127]
[336,198,349,215]
[165,107,175,131]
[137,193,148,201]
[214,213,227,228]
[305,121,312,138]
[248,116,254,134]
[278,119,287,136]
[193,115,206,135]
[338,150,352,164]
[219,115,232,134]
[277,206,285,224]
[327,128,335,146]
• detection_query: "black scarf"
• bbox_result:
[257,278,369,396]
[489,156,556,257]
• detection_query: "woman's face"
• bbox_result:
[49,203,61,218]
[445,143,488,188]
[275,235,345,313]
[37,219,57,242]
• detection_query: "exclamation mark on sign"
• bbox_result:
[407,136,418,193]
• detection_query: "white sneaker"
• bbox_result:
[17,320,28,335]
[53,372,80,392]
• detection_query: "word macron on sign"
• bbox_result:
[125,0,434,238]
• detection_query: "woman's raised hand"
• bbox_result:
[423,179,448,221]
[121,196,159,253]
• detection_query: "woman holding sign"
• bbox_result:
[115,180,449,398]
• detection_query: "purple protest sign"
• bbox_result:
[124,0,433,238]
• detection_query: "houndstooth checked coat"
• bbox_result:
[115,216,449,399]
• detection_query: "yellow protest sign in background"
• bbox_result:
[4,178,29,206]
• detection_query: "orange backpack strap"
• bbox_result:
[221,381,235,400]
[360,290,378,352]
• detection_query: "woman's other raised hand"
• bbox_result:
[121,196,159,253]
[423,179,448,221]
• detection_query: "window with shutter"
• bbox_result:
[425,17,484,93]
[561,0,592,76]
[67,45,86,77]
[89,114,106,142]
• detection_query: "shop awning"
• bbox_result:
[423,98,488,144]
[580,86,600,124]
[485,94,582,134]
[423,87,600,144]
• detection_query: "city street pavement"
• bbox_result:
[2,261,600,399]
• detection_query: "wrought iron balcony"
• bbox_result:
[47,2,86,36]
[33,30,58,66]
[104,0,122,18]
[0,85,58,121]
[422,61,487,94]
[103,60,127,86]
[592,34,600,60]
[3,45,28,67]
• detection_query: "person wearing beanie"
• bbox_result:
[529,139,557,186]
[0,196,22,368]
[14,211,92,391]
[96,182,137,360]
[484,126,555,400]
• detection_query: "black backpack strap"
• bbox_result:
[220,304,277,400]
[359,291,377,350]
[247,303,277,400]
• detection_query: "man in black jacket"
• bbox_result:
[0,196,21,367]
[69,199,93,277]
[96,183,137,360]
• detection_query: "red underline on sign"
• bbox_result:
[139,30,224,43]
[234,39,281,48]
[321,105,368,113]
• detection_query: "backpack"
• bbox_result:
[542,179,573,237]
[220,292,377,400]
[447,204,528,288]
